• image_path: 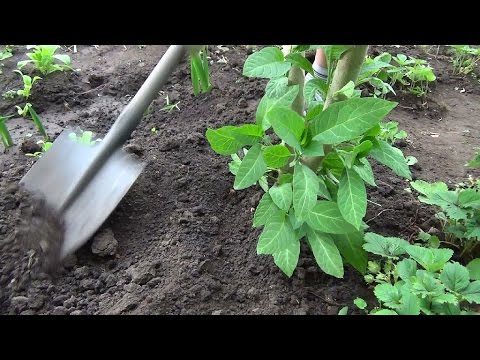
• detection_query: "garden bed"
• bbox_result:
[1,45,479,314]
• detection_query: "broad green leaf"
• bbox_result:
[432,293,458,305]
[410,180,448,196]
[262,145,291,168]
[259,176,269,193]
[304,79,328,108]
[253,193,281,228]
[332,231,367,274]
[458,189,480,209]
[460,280,480,304]
[306,201,357,234]
[317,177,332,200]
[467,258,480,280]
[374,283,402,308]
[334,81,356,99]
[302,140,325,156]
[269,183,293,211]
[293,163,319,220]
[257,213,291,255]
[310,98,397,144]
[397,291,420,315]
[266,107,305,151]
[363,233,409,259]
[234,144,267,190]
[405,245,453,272]
[337,168,367,229]
[396,258,417,281]
[273,239,300,277]
[206,127,243,155]
[338,306,348,315]
[306,228,344,278]
[431,302,461,315]
[371,309,398,315]
[353,157,376,186]
[229,124,264,144]
[285,53,314,74]
[305,103,324,121]
[256,79,299,130]
[243,47,291,78]
[411,270,445,298]
[369,140,411,180]
[354,298,367,310]
[278,173,293,185]
[341,141,373,168]
[440,262,470,292]
[288,209,304,230]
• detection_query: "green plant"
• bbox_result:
[26,140,53,158]
[0,115,14,148]
[360,232,480,315]
[411,178,480,259]
[15,103,48,141]
[13,70,41,99]
[0,45,13,74]
[356,52,396,98]
[189,46,212,95]
[68,130,101,145]
[205,45,413,278]
[378,121,408,145]
[17,45,75,75]
[161,94,180,113]
[449,45,480,75]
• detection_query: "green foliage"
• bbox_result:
[16,103,48,141]
[13,70,41,99]
[0,45,13,74]
[448,45,480,75]
[362,232,480,315]
[411,179,480,258]
[68,130,101,146]
[0,115,14,148]
[25,140,53,158]
[17,45,75,75]
[206,46,413,278]
[189,46,212,95]
[378,121,408,145]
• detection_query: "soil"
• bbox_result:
[1,45,480,315]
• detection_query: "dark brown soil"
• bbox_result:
[1,45,480,315]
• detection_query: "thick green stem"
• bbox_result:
[302,45,369,171]
[288,65,305,116]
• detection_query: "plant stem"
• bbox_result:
[288,64,305,116]
[302,45,369,171]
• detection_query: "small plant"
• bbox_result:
[189,46,212,95]
[26,140,53,158]
[15,103,49,141]
[161,94,180,113]
[13,70,41,99]
[205,46,413,278]
[411,178,480,259]
[17,45,75,75]
[378,121,408,145]
[0,45,13,74]
[360,232,480,315]
[0,115,14,148]
[68,130,101,146]
[151,127,158,134]
[449,45,480,75]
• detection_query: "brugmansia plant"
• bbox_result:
[203,45,413,278]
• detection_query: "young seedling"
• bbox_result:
[1,45,13,74]
[449,45,480,75]
[0,115,14,148]
[68,130,101,146]
[16,103,49,141]
[13,70,41,99]
[26,140,53,158]
[17,45,76,75]
[161,94,180,113]
[378,121,408,145]
[189,46,212,95]
[151,127,158,134]
[205,45,414,278]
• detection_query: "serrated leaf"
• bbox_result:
[371,309,398,315]
[266,107,305,151]
[363,233,409,258]
[397,290,420,315]
[269,183,293,211]
[306,201,357,234]
[332,232,367,274]
[460,280,480,304]
[253,193,281,228]
[369,140,411,180]
[310,98,397,144]
[234,144,267,190]
[262,144,291,169]
[354,298,367,310]
[337,168,367,229]
[431,302,461,315]
[353,157,376,187]
[411,270,445,298]
[374,283,402,308]
[405,245,453,272]
[293,163,319,220]
[285,53,314,74]
[306,228,344,278]
[396,258,417,281]
[467,258,480,280]
[440,262,470,292]
[432,293,458,305]
[243,47,291,78]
